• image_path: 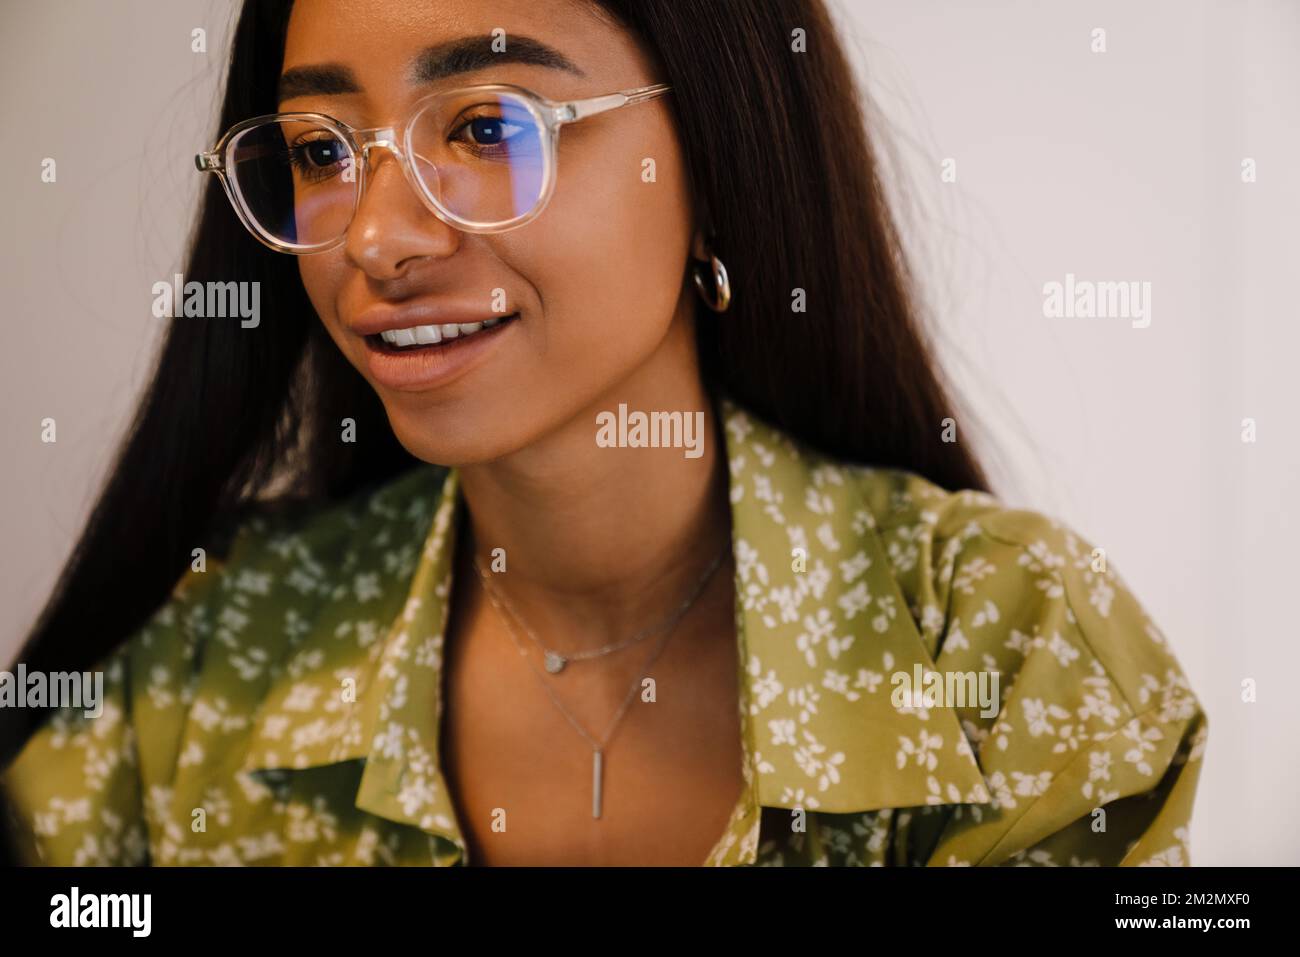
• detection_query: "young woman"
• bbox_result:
[0,0,1206,866]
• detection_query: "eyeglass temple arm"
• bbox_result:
[194,84,673,164]
[553,83,671,125]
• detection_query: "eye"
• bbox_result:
[287,133,350,181]
[466,116,515,145]
[449,107,540,158]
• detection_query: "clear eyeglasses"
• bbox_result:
[195,82,672,254]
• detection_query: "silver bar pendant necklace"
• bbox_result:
[472,542,730,821]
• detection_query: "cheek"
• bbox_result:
[297,254,354,353]
[507,133,693,375]
[298,256,343,331]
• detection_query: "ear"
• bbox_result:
[690,228,709,261]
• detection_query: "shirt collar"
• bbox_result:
[240,391,992,860]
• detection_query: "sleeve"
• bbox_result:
[916,505,1209,867]
[1,560,222,866]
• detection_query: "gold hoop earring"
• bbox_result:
[692,252,731,313]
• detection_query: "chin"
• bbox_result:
[384,407,528,468]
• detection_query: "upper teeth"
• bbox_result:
[380,317,502,347]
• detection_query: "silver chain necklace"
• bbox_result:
[472,543,726,675]
[471,541,730,818]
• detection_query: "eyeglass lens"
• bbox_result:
[226,90,548,247]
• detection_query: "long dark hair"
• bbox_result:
[1,0,990,770]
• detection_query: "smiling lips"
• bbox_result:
[349,297,517,340]
[356,308,520,393]
[377,317,506,347]
[348,296,521,391]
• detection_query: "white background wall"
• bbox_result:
[2,0,1296,865]
[833,0,1300,867]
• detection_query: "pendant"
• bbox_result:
[592,748,603,819]
[544,651,567,674]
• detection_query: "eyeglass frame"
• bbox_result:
[195,81,673,255]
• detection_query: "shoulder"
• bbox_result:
[1,463,451,841]
[210,462,450,580]
[126,464,455,720]
[722,395,1195,722]
[722,398,1206,863]
[165,461,450,631]
[849,465,1205,864]
[850,464,1192,721]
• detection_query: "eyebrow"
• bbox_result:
[277,35,585,104]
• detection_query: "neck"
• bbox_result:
[454,359,731,654]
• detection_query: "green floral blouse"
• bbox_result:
[1,395,1207,866]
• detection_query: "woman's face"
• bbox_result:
[282,0,699,466]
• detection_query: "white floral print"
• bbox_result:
[1,393,1206,867]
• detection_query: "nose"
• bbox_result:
[343,139,461,279]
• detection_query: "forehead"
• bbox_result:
[281,0,644,103]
